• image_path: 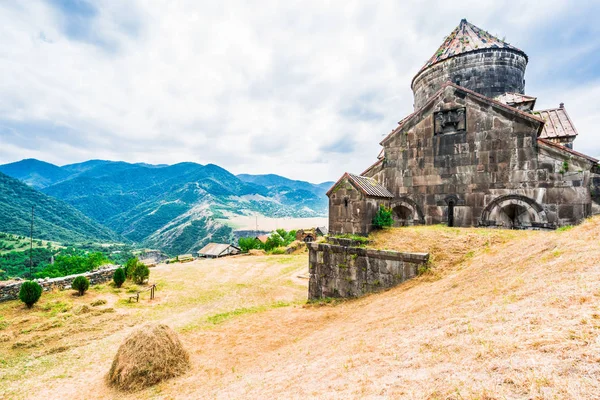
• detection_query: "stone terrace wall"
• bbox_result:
[0,264,119,302]
[308,242,429,300]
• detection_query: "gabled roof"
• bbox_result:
[495,92,537,108]
[256,235,269,243]
[326,172,393,198]
[380,82,544,146]
[198,243,240,256]
[534,105,578,140]
[537,138,598,163]
[415,19,526,78]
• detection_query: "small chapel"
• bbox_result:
[328,19,600,234]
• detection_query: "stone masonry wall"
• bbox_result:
[308,242,429,300]
[328,176,389,235]
[364,85,594,229]
[0,265,119,302]
[412,48,527,109]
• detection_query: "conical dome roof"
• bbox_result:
[418,19,527,74]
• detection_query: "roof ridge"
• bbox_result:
[414,19,526,80]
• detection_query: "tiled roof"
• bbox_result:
[347,173,394,198]
[537,138,598,163]
[198,243,239,256]
[256,235,269,243]
[495,92,537,107]
[417,19,526,75]
[534,105,578,140]
[326,172,394,198]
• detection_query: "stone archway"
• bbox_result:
[390,197,424,226]
[480,194,549,229]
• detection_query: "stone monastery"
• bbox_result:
[328,19,600,234]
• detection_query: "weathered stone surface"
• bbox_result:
[412,49,527,109]
[0,265,119,302]
[308,242,429,300]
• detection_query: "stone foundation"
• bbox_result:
[0,265,119,302]
[308,242,428,300]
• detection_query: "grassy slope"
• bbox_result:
[1,218,600,398]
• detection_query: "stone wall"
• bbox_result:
[0,265,119,303]
[328,176,387,235]
[360,84,595,230]
[412,48,527,109]
[308,242,429,300]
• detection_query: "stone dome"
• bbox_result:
[411,19,528,109]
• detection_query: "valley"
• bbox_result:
[0,159,332,257]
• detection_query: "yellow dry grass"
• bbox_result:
[1,218,600,399]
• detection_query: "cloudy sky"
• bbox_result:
[0,1,599,182]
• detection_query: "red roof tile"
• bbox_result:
[534,105,578,140]
[416,19,526,77]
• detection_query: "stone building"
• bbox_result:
[328,19,600,234]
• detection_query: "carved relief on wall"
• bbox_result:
[433,107,466,135]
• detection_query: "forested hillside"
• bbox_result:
[0,160,331,255]
[0,172,122,244]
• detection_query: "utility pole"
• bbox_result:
[29,205,34,279]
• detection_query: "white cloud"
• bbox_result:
[0,0,598,181]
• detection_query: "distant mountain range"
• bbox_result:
[0,172,122,244]
[0,159,333,255]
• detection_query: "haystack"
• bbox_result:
[107,324,190,391]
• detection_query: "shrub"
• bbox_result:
[238,237,261,253]
[131,262,150,284]
[124,258,139,278]
[372,205,393,229]
[72,276,90,296]
[19,281,42,308]
[113,268,126,288]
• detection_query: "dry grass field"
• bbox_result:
[1,218,600,399]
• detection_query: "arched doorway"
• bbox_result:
[393,205,414,226]
[390,197,424,226]
[480,194,549,229]
[447,199,455,227]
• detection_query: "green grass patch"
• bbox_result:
[556,225,574,232]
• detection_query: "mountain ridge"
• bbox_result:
[0,159,332,255]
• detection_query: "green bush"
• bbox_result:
[372,205,393,229]
[19,281,42,308]
[238,237,261,253]
[131,262,150,284]
[113,268,126,288]
[124,257,139,278]
[72,276,90,296]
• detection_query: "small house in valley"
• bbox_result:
[198,243,241,258]
[255,235,269,244]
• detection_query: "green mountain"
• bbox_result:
[0,172,122,244]
[0,160,330,255]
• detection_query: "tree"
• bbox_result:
[113,268,126,288]
[19,281,42,308]
[72,276,90,296]
[372,205,393,229]
[238,237,261,253]
[124,257,139,278]
[131,262,150,284]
